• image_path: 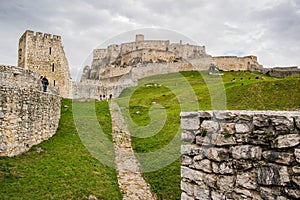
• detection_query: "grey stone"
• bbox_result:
[0,111,4,119]
[181,131,195,143]
[181,115,199,130]
[253,115,270,127]
[235,123,250,133]
[202,173,217,188]
[236,171,257,189]
[260,187,286,200]
[295,116,300,129]
[181,155,192,166]
[212,162,234,174]
[207,147,230,162]
[181,144,204,156]
[292,166,300,174]
[262,151,295,165]
[257,164,290,186]
[200,120,219,133]
[271,116,294,132]
[292,176,300,187]
[231,145,262,160]
[216,175,235,192]
[181,180,194,196]
[214,111,237,120]
[221,123,236,134]
[192,159,212,173]
[295,149,300,163]
[210,132,236,146]
[181,166,204,182]
[234,188,262,200]
[198,111,212,119]
[285,188,300,199]
[181,192,194,200]
[273,134,300,148]
[194,185,210,199]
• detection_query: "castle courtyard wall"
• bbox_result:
[180,110,300,199]
[0,65,61,156]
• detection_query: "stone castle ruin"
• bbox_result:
[74,34,264,99]
[18,30,72,98]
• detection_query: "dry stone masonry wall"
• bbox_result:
[0,65,61,156]
[180,110,300,200]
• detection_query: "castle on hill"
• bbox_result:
[74,34,263,99]
[11,30,300,99]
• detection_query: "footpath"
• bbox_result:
[109,101,157,200]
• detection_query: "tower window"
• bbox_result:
[53,80,56,86]
[49,47,52,55]
[52,63,55,72]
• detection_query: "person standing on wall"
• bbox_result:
[41,76,49,92]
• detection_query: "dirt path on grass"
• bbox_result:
[109,101,157,200]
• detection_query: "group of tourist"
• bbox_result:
[99,94,113,101]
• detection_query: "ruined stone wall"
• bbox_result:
[213,56,262,71]
[180,110,300,200]
[18,30,72,98]
[0,65,61,157]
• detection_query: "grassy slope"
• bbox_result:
[0,99,122,200]
[118,71,300,200]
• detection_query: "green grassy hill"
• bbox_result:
[1,71,299,200]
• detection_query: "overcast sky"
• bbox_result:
[0,0,299,80]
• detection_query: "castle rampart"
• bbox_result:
[180,110,300,199]
[18,30,71,98]
[0,65,61,156]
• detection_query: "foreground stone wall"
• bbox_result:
[180,110,300,200]
[0,65,61,156]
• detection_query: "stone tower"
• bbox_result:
[18,30,71,98]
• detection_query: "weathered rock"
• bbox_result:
[181,112,199,130]
[210,132,237,146]
[295,149,300,163]
[212,161,234,174]
[231,145,262,160]
[257,164,290,186]
[262,151,295,165]
[295,116,300,129]
[181,130,195,143]
[292,176,300,187]
[194,185,210,199]
[285,188,300,199]
[181,180,194,196]
[181,192,194,200]
[273,134,300,148]
[200,120,219,133]
[181,144,204,156]
[260,187,286,200]
[236,171,257,189]
[192,159,212,173]
[234,188,262,200]
[235,123,250,133]
[292,166,300,174]
[181,155,192,166]
[253,115,270,127]
[216,175,235,192]
[271,116,294,132]
[207,147,230,162]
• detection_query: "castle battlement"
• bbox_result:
[20,30,62,42]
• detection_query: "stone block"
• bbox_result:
[181,113,199,130]
[253,115,270,127]
[181,155,192,166]
[295,116,300,129]
[273,134,300,148]
[194,185,210,199]
[214,111,237,120]
[236,171,257,189]
[216,175,235,192]
[192,159,212,173]
[200,120,219,133]
[262,151,295,165]
[257,164,290,186]
[207,147,230,162]
[198,111,212,119]
[180,144,204,156]
[234,188,262,200]
[181,180,194,196]
[271,116,294,132]
[293,166,300,174]
[260,187,286,200]
[292,176,300,187]
[284,188,300,199]
[181,166,203,182]
[212,161,234,174]
[210,132,236,146]
[295,149,300,163]
[181,192,194,200]
[231,145,262,160]
[235,123,250,133]
[181,131,195,143]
